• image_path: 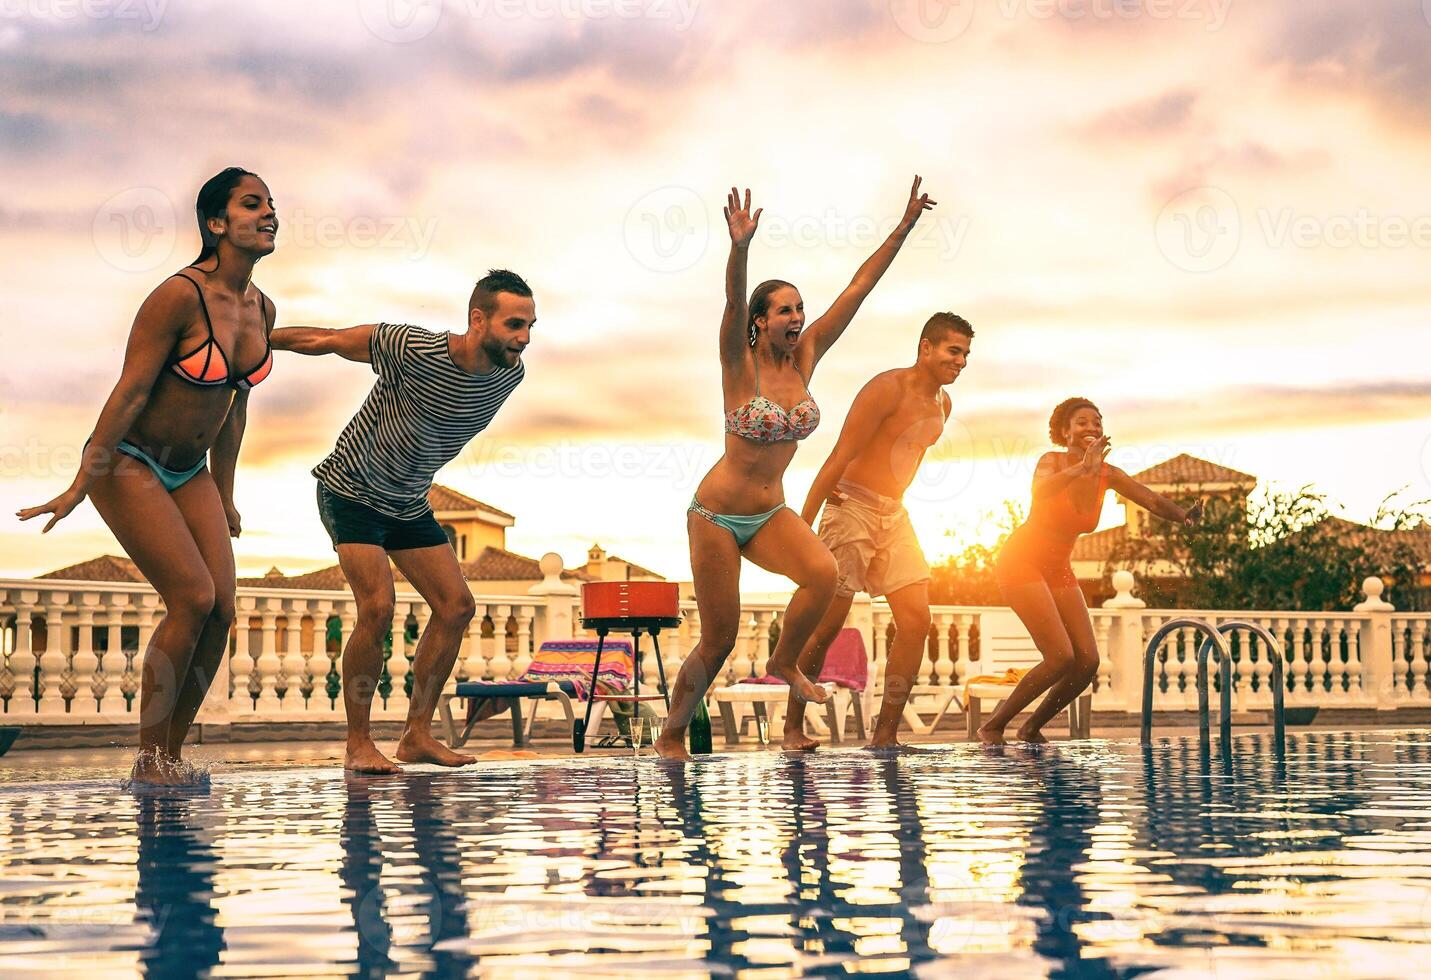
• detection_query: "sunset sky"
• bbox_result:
[2,0,1429,591]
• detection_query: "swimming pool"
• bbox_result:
[2,730,1430,977]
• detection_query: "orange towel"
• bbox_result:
[962,668,1031,705]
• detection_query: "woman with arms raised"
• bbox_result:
[18,168,278,785]
[655,179,936,761]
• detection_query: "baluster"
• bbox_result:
[385,601,412,713]
[460,604,487,681]
[38,593,70,717]
[953,613,974,688]
[513,606,535,677]
[1342,618,1364,700]
[1174,625,1197,709]
[1313,617,1332,697]
[232,596,255,712]
[254,599,282,713]
[872,607,892,692]
[751,610,773,679]
[1411,621,1431,701]
[97,593,128,719]
[332,607,356,709]
[1093,614,1113,699]
[1289,618,1310,699]
[281,602,307,712]
[9,595,36,716]
[676,604,699,686]
[67,592,96,715]
[485,604,512,681]
[302,604,325,708]
[932,612,955,688]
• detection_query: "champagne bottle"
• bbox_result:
[688,698,714,755]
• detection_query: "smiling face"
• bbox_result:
[918,330,971,385]
[1063,406,1104,452]
[212,175,277,258]
[473,291,536,369]
[756,285,805,353]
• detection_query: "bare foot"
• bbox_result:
[782,729,820,751]
[976,724,1006,746]
[767,660,829,705]
[129,747,185,786]
[395,732,477,767]
[1016,725,1049,745]
[345,739,403,775]
[864,733,904,751]
[654,733,692,761]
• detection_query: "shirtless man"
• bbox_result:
[784,312,973,750]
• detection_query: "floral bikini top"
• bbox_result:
[724,355,820,443]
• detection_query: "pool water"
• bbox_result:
[3,730,1431,977]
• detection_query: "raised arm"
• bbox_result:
[1107,468,1202,526]
[16,278,192,532]
[719,187,762,366]
[800,375,897,525]
[270,323,376,362]
[802,175,936,369]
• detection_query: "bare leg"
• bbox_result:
[335,545,402,774]
[867,581,932,748]
[781,593,853,750]
[163,470,238,759]
[389,544,478,767]
[88,455,217,784]
[1018,586,1100,740]
[975,580,1076,746]
[745,509,838,706]
[655,513,744,761]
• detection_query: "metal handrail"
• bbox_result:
[1141,617,1233,746]
[1193,620,1286,757]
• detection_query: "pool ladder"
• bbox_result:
[1140,618,1286,757]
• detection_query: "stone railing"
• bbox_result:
[2,560,1427,730]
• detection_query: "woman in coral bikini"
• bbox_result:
[18,168,277,784]
[655,180,936,761]
[977,398,1203,745]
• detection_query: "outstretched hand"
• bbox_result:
[1184,497,1206,526]
[16,487,85,534]
[899,175,937,230]
[725,187,762,247]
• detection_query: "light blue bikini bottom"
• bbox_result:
[113,440,207,492]
[688,497,785,548]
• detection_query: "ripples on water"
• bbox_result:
[2,730,1431,977]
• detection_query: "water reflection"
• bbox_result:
[3,732,1431,976]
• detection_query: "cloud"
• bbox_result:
[1078,89,1198,140]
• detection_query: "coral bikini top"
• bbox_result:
[724,355,820,443]
[166,271,273,390]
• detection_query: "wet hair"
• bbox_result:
[468,269,533,317]
[919,311,974,346]
[1049,397,1100,447]
[191,167,259,270]
[747,279,796,348]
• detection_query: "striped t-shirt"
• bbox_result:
[313,323,524,519]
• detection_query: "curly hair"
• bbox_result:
[1048,397,1100,447]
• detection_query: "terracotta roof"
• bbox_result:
[463,547,592,582]
[1315,517,1431,564]
[428,484,514,520]
[237,565,353,590]
[1071,525,1129,562]
[604,554,666,581]
[37,555,145,583]
[1131,454,1256,489]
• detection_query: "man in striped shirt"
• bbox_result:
[271,270,532,773]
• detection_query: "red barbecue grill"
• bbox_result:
[574,581,681,752]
